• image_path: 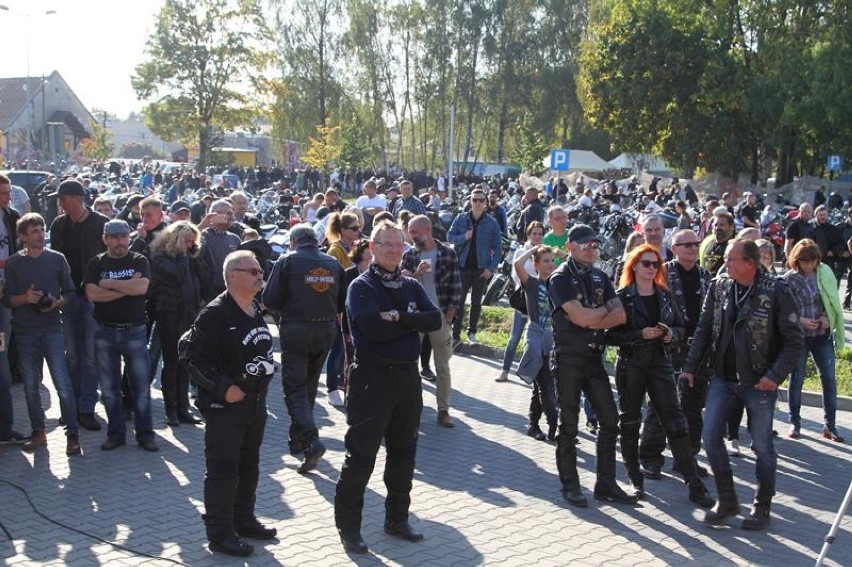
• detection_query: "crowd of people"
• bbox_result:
[0,168,847,557]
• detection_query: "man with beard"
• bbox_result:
[812,205,846,282]
[402,215,461,427]
[486,187,508,237]
[699,210,736,276]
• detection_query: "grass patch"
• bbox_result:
[467,305,852,397]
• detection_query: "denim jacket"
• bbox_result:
[447,212,502,273]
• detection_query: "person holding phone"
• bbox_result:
[605,244,714,508]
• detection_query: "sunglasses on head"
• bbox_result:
[638,260,660,269]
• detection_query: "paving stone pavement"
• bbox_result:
[1,333,852,566]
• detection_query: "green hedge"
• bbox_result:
[469,305,851,397]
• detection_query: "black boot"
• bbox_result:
[688,479,715,509]
[165,407,180,427]
[704,471,740,525]
[741,484,773,531]
[670,438,715,508]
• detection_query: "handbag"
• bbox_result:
[509,285,527,315]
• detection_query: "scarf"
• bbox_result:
[369,262,404,289]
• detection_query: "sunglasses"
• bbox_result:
[638,260,660,269]
[576,241,600,250]
[345,225,361,231]
[231,268,264,276]
[674,241,700,248]
[471,198,486,203]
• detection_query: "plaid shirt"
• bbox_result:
[401,241,462,314]
[785,270,824,338]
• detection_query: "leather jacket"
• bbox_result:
[261,244,345,323]
[605,283,684,352]
[683,271,804,387]
[665,260,710,366]
[149,250,210,316]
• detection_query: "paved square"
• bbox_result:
[1,339,851,566]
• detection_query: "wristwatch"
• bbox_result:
[388,309,400,322]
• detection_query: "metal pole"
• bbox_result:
[815,477,852,567]
[448,103,454,201]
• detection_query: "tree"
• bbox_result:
[338,115,373,172]
[79,120,114,162]
[302,124,340,186]
[131,0,270,169]
[512,115,548,175]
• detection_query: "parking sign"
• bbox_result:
[828,154,843,172]
[550,149,570,171]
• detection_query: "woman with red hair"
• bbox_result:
[606,244,714,507]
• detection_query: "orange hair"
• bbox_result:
[618,243,668,291]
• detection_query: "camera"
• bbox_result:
[36,292,54,310]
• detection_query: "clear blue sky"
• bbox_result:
[0,0,165,118]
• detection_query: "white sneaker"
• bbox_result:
[467,332,478,345]
[727,439,741,456]
[495,370,509,383]
[328,390,345,407]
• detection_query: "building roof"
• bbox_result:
[0,76,47,128]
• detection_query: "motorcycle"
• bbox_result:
[482,238,518,306]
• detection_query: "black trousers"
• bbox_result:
[553,351,619,490]
[202,382,268,542]
[613,349,693,482]
[452,269,486,340]
[158,310,193,414]
[279,321,336,454]
[640,375,708,469]
[335,362,422,534]
[530,353,557,430]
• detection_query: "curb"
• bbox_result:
[454,343,852,412]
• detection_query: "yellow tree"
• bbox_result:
[302,124,340,187]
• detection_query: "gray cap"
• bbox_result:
[289,223,318,245]
[103,219,131,236]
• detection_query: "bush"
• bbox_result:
[472,306,852,397]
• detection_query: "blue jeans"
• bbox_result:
[17,330,78,434]
[704,379,777,494]
[64,296,99,413]
[501,311,527,371]
[95,324,154,442]
[788,332,837,429]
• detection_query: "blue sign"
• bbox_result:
[550,149,570,171]
[828,154,843,172]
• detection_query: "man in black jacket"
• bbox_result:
[514,186,544,244]
[50,179,109,431]
[180,250,277,557]
[681,240,803,531]
[262,224,345,473]
[335,221,441,553]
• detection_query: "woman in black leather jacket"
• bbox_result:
[606,243,713,507]
[149,221,210,426]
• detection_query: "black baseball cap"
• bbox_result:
[568,224,603,244]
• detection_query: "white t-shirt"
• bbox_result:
[355,194,387,210]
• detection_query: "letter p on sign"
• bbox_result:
[551,149,570,171]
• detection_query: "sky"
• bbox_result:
[0,0,166,118]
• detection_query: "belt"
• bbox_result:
[98,321,144,330]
